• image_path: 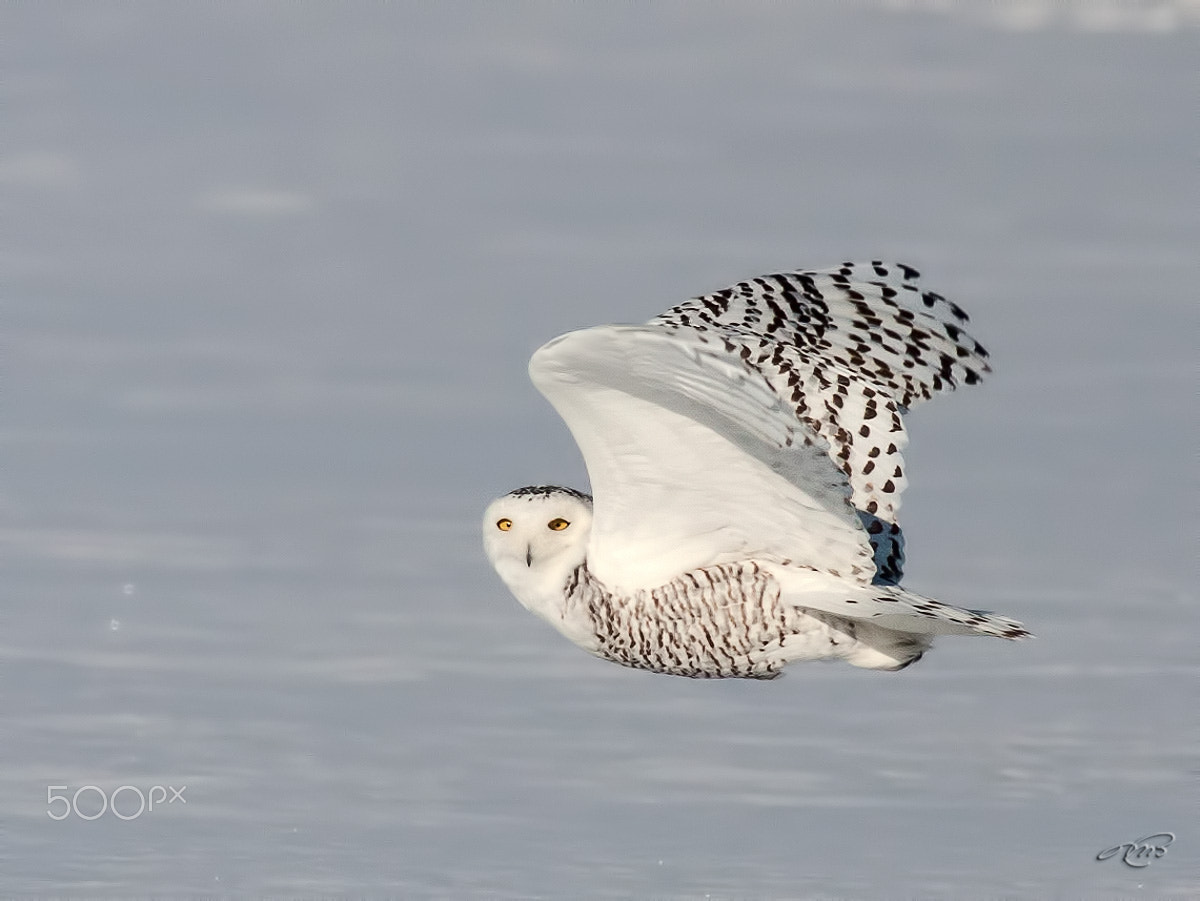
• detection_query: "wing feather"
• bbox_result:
[653,262,989,583]
[530,325,876,592]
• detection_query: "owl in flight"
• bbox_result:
[483,262,1029,678]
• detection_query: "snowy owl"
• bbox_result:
[483,262,1029,679]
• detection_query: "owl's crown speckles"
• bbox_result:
[507,485,593,504]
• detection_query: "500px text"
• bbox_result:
[47,784,186,820]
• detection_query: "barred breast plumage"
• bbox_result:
[566,561,798,679]
[562,561,933,678]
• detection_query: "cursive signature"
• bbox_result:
[1096,833,1175,868]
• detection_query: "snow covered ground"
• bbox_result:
[4,3,1196,896]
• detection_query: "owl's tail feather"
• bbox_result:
[864,586,1033,640]
[783,575,1032,641]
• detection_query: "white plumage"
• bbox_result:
[483,262,1029,678]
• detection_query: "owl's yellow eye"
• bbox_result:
[496,518,513,531]
[547,518,570,531]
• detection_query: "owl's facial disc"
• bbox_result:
[483,486,592,584]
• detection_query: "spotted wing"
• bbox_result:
[652,261,990,584]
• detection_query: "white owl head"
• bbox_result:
[483,485,593,621]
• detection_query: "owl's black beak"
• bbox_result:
[525,545,533,567]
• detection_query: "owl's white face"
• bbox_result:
[482,486,593,623]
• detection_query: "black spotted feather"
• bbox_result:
[652,262,990,585]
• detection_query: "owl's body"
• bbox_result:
[564,560,938,678]
[483,262,1029,679]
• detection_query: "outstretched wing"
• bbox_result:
[529,325,877,593]
[653,261,990,584]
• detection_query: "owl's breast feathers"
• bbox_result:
[564,561,856,679]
